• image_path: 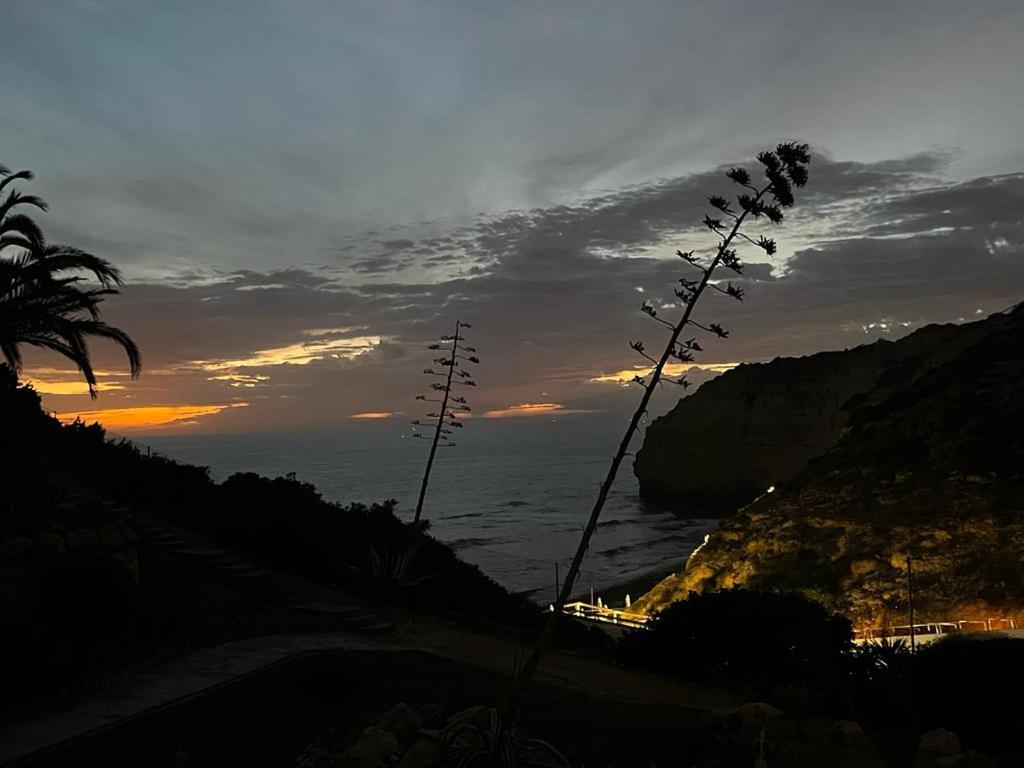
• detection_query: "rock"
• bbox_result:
[76,529,100,549]
[444,706,492,751]
[96,523,124,548]
[734,702,782,720]
[377,703,421,748]
[0,582,20,620]
[633,317,990,510]
[446,705,491,729]
[918,728,961,756]
[416,703,443,728]
[830,720,866,744]
[332,727,399,768]
[115,519,139,542]
[630,306,1024,625]
[38,532,67,555]
[398,739,443,768]
[849,558,876,578]
[0,537,35,563]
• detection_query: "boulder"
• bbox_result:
[446,705,491,729]
[38,532,67,556]
[0,537,35,563]
[918,728,961,756]
[378,702,421,748]
[830,720,867,744]
[734,702,782,720]
[332,727,398,768]
[398,739,443,768]
[444,706,492,752]
[96,523,124,548]
[416,703,443,728]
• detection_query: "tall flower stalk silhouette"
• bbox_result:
[510,142,811,705]
[410,320,479,525]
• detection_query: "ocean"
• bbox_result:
[142,419,715,603]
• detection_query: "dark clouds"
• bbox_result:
[27,151,1024,432]
[6,1,1024,281]
[6,2,1023,431]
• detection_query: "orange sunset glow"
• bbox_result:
[482,403,595,418]
[56,403,249,431]
[590,361,740,385]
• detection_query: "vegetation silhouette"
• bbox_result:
[0,163,140,396]
[511,142,812,705]
[615,588,853,697]
[0,366,569,717]
[615,586,1024,764]
[410,319,479,524]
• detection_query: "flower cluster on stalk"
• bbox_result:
[628,142,810,391]
[410,322,478,448]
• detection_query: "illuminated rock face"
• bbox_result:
[634,317,997,513]
[633,305,1024,625]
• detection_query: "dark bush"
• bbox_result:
[911,637,1024,758]
[34,551,140,665]
[615,588,853,699]
[211,471,540,623]
[0,551,140,716]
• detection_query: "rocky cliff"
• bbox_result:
[634,315,1000,512]
[632,304,1024,626]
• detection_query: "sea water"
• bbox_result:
[143,419,714,601]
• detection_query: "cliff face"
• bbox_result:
[632,305,1024,626]
[634,317,997,512]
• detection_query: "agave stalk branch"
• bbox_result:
[413,319,461,524]
[510,178,780,706]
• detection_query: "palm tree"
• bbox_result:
[0,163,141,397]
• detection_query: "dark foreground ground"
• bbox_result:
[5,646,895,768]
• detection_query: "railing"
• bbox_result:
[556,601,650,630]
[856,617,1017,642]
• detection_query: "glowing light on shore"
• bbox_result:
[57,403,249,431]
[689,533,711,560]
[350,411,398,419]
[482,403,594,418]
[590,361,739,385]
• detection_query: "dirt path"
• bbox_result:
[394,612,742,711]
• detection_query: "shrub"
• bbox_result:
[210,472,540,623]
[910,637,1024,758]
[615,588,853,699]
[0,551,140,716]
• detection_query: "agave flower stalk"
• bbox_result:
[510,143,811,705]
[410,319,479,524]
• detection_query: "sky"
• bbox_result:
[4,0,1024,434]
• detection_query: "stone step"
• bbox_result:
[166,546,230,558]
[150,536,189,546]
[291,601,361,616]
[354,621,394,636]
[217,563,260,573]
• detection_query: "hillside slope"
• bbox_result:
[634,313,1002,512]
[632,305,1024,626]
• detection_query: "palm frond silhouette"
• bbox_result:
[0,163,140,396]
